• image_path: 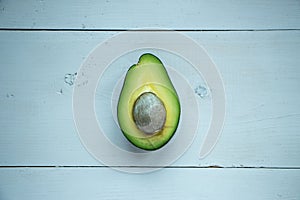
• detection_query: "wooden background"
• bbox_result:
[0,0,300,199]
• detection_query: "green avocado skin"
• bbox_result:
[117,53,181,151]
[128,53,162,71]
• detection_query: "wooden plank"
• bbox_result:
[0,0,300,30]
[0,31,300,167]
[0,168,299,200]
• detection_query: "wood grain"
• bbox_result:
[0,167,299,200]
[0,31,299,167]
[0,0,300,30]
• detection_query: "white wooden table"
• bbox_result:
[0,1,300,199]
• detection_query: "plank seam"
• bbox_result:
[0,166,299,170]
[0,28,300,32]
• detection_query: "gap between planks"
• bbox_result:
[0,166,299,170]
[0,28,300,32]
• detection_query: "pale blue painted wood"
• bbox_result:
[0,0,300,30]
[0,31,299,167]
[1,1,300,199]
[0,168,299,200]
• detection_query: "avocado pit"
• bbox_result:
[133,92,166,135]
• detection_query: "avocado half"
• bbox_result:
[117,53,181,150]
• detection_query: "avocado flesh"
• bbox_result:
[117,53,181,150]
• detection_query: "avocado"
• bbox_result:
[117,53,181,150]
